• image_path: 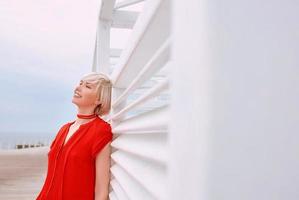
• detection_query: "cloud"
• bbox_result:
[0,0,99,85]
[0,0,99,138]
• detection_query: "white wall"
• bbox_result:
[170,0,299,199]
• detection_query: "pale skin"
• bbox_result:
[70,78,111,200]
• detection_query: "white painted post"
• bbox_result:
[170,0,299,199]
[96,20,110,74]
[94,0,116,74]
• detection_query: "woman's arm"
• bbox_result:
[95,142,111,200]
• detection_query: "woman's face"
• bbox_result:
[71,78,99,108]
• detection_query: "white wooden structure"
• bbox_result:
[93,0,299,199]
[93,0,170,199]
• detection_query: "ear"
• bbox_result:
[95,100,101,106]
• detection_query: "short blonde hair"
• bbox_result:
[81,72,112,116]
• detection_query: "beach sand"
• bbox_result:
[0,147,49,200]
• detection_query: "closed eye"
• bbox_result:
[79,82,92,89]
[79,80,92,89]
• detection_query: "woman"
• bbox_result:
[36,72,113,200]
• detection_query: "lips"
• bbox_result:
[74,91,82,98]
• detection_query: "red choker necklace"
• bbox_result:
[77,113,97,119]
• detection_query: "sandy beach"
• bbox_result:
[0,147,49,200]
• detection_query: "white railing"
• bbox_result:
[93,0,170,199]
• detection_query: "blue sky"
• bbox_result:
[0,1,138,143]
[0,0,99,139]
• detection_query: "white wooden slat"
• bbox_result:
[156,62,170,77]
[110,164,156,200]
[111,132,167,164]
[112,10,139,29]
[114,0,144,9]
[110,179,130,200]
[112,105,169,133]
[112,39,170,108]
[111,150,167,200]
[111,79,169,120]
[111,0,170,88]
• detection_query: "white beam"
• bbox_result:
[96,20,110,73]
[92,38,97,72]
[114,0,144,10]
[112,10,139,29]
[99,0,117,20]
[94,0,116,73]
[111,0,170,88]
[112,105,169,133]
[112,40,170,108]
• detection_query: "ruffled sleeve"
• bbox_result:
[91,124,113,159]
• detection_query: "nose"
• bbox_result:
[74,84,81,93]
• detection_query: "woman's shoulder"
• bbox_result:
[93,117,112,135]
[95,116,111,128]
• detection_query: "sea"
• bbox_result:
[0,131,54,149]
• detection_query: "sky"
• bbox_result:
[0,0,100,140]
[0,0,144,146]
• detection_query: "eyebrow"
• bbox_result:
[80,80,94,85]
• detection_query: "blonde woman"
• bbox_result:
[37,72,113,200]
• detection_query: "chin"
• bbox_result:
[71,97,78,105]
[72,98,85,108]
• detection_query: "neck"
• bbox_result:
[76,106,95,115]
[74,108,97,126]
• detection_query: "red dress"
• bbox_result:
[36,116,113,200]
